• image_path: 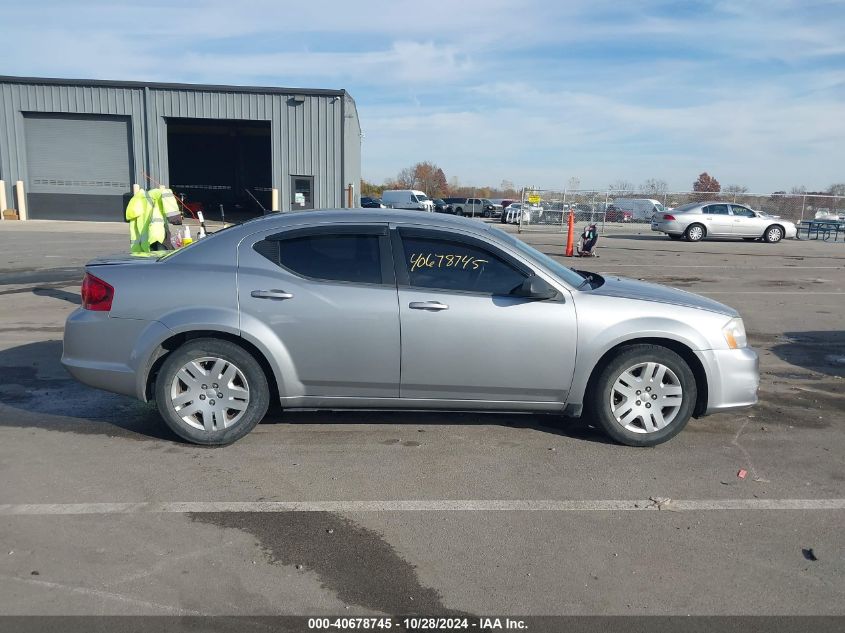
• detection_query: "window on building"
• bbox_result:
[291,176,314,210]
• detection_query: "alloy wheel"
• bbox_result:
[169,356,250,432]
[609,362,684,433]
[687,225,704,241]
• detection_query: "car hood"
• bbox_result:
[589,275,737,316]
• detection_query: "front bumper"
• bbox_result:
[695,347,760,415]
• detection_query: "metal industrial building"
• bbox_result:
[0,76,361,221]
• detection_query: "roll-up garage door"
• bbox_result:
[24,113,132,221]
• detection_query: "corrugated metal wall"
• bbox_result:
[0,78,361,216]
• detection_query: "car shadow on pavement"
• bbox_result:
[259,408,615,445]
[32,286,82,305]
[0,339,180,442]
[770,331,845,378]
[0,340,615,445]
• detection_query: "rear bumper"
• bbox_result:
[62,309,174,400]
[695,347,760,415]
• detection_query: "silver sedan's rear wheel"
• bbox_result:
[684,223,705,242]
[169,356,250,431]
[155,338,270,445]
[589,344,697,446]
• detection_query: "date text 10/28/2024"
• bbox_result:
[308,617,527,630]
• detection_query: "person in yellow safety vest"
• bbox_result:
[150,186,182,226]
[125,188,170,253]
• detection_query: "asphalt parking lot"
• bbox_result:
[0,219,843,622]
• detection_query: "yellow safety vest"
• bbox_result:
[125,188,167,253]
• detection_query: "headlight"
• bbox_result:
[722,317,747,349]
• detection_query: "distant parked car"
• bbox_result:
[612,198,667,222]
[442,198,501,218]
[361,197,385,209]
[505,203,542,224]
[433,199,452,214]
[604,206,633,223]
[651,202,798,242]
[382,190,434,212]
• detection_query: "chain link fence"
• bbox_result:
[507,189,845,234]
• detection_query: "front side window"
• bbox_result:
[401,235,526,295]
[731,205,756,218]
[257,232,382,284]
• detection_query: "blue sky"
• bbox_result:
[1,0,843,191]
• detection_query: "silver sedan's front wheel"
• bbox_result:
[764,225,784,243]
[610,362,684,433]
[155,339,270,445]
[590,344,697,446]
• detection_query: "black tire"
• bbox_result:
[155,338,270,445]
[668,234,682,240]
[454,207,464,216]
[684,223,706,242]
[763,225,784,243]
[588,344,697,447]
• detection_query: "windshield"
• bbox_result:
[654,203,666,213]
[492,228,587,287]
[415,194,430,202]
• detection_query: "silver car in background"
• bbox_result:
[651,201,798,242]
[62,210,759,447]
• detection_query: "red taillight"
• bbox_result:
[81,273,114,311]
[663,214,676,220]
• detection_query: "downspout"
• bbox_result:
[340,90,346,208]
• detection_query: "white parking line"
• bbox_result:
[595,265,845,269]
[0,499,843,515]
[699,291,845,295]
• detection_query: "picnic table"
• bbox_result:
[796,219,845,241]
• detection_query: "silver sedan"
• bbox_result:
[651,201,798,242]
[63,210,759,446]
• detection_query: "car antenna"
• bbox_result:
[245,188,268,215]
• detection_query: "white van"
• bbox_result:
[611,198,667,221]
[381,190,434,212]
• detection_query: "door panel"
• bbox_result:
[399,290,576,401]
[237,226,400,398]
[395,229,576,402]
[702,204,733,235]
[730,205,764,236]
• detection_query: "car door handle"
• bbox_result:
[251,289,294,300]
[409,301,449,311]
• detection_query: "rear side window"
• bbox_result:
[704,204,730,215]
[401,235,526,295]
[256,233,382,284]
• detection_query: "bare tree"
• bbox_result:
[723,184,748,194]
[608,180,635,194]
[640,179,668,196]
[394,166,416,189]
[828,183,845,196]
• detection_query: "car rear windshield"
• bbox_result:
[491,228,585,288]
[672,203,699,213]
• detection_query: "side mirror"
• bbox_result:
[511,275,557,300]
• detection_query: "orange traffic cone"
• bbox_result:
[565,209,575,257]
